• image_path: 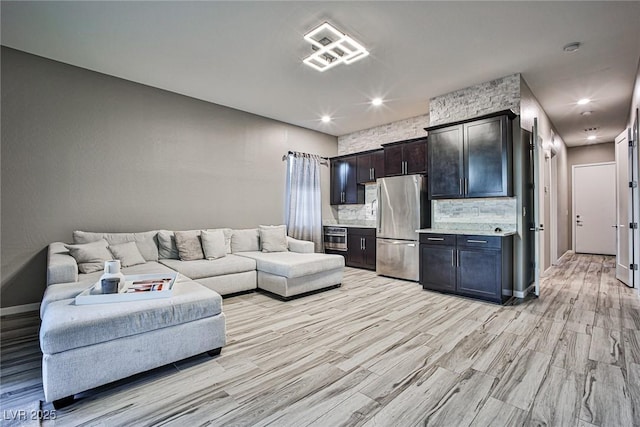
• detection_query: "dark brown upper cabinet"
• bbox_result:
[356,149,385,184]
[330,155,364,205]
[426,111,514,199]
[382,138,428,177]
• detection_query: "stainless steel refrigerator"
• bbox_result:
[376,175,430,281]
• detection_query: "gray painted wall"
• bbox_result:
[1,47,338,308]
[566,142,616,248]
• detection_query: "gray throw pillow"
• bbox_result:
[73,230,159,261]
[259,225,288,253]
[108,241,147,267]
[64,239,113,274]
[201,229,227,260]
[174,230,205,261]
[231,228,260,253]
[157,230,179,259]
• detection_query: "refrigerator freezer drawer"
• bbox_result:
[376,238,419,281]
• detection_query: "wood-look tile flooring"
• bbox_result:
[1,253,639,426]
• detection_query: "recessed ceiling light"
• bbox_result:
[371,98,383,106]
[587,135,597,141]
[563,42,581,52]
[577,98,590,105]
[581,111,593,116]
[321,115,331,123]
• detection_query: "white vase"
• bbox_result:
[98,260,126,292]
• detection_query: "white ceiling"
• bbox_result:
[2,1,639,147]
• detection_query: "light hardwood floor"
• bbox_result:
[1,253,639,426]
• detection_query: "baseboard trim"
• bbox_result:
[0,302,41,317]
[514,284,535,299]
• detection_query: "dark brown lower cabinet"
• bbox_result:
[419,233,512,304]
[347,228,376,270]
[325,228,376,270]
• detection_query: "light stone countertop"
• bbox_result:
[416,228,516,237]
[324,223,377,229]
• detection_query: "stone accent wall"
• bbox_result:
[432,197,517,232]
[337,113,429,156]
[429,74,521,126]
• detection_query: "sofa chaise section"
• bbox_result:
[238,251,345,299]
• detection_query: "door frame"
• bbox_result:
[615,129,631,286]
[572,161,616,253]
[550,154,558,266]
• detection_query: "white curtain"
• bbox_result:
[286,153,323,252]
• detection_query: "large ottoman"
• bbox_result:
[237,252,344,299]
[39,275,226,406]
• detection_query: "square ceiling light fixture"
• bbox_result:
[303,22,369,72]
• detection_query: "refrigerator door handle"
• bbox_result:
[384,240,416,246]
[377,184,382,233]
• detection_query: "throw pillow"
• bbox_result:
[207,228,233,253]
[201,229,227,260]
[108,241,147,267]
[259,225,288,252]
[73,230,159,261]
[157,230,179,259]
[174,230,205,261]
[231,228,260,253]
[64,239,113,274]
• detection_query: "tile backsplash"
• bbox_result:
[335,184,377,226]
[432,197,517,232]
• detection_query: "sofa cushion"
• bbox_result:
[201,229,227,259]
[64,239,113,274]
[40,278,222,354]
[174,230,205,261]
[237,252,344,279]
[159,254,256,280]
[259,225,288,253]
[73,230,159,262]
[231,228,260,253]
[109,242,147,267]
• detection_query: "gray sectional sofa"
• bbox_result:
[41,227,344,406]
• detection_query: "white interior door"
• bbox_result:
[573,162,616,255]
[615,130,630,285]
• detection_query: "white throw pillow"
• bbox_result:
[64,239,113,274]
[231,228,260,253]
[108,241,147,267]
[259,225,288,253]
[201,229,227,260]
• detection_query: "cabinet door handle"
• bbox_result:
[428,237,444,241]
[459,178,463,195]
[456,250,460,267]
[467,239,487,244]
[362,238,366,250]
[464,178,468,195]
[451,249,455,266]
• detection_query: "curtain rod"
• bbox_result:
[282,151,329,164]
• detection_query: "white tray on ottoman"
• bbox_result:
[75,272,177,305]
